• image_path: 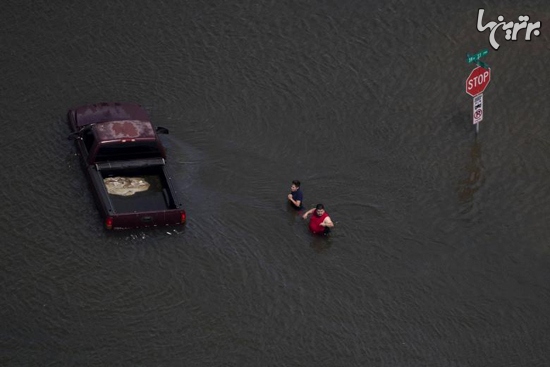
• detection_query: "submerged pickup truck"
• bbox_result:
[68,102,186,230]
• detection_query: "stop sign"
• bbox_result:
[466,66,490,97]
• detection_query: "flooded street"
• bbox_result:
[1,1,550,366]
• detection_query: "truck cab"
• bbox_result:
[80,120,165,164]
[68,102,186,230]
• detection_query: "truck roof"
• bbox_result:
[74,102,150,127]
[94,120,156,142]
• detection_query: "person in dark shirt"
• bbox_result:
[287,180,304,210]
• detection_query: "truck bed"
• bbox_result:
[100,166,176,214]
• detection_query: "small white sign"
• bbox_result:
[473,93,483,124]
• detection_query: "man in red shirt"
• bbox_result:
[302,203,334,235]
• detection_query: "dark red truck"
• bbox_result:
[68,102,186,230]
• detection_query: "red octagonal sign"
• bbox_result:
[466,66,490,97]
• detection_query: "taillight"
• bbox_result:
[105,217,113,230]
[180,212,186,224]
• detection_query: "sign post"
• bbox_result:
[466,65,491,134]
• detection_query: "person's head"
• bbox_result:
[315,203,325,216]
[291,180,301,192]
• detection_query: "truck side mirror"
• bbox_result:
[156,127,169,135]
[67,132,81,140]
[68,124,93,140]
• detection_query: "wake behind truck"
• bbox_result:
[68,102,186,230]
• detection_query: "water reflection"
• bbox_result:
[458,137,485,217]
[309,234,332,253]
[285,202,305,214]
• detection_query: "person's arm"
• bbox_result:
[321,216,334,228]
[287,194,301,207]
[302,208,315,219]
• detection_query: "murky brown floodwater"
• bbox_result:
[2,1,550,366]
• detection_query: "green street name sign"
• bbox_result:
[467,49,489,64]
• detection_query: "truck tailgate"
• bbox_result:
[109,210,185,230]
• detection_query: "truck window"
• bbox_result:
[83,130,95,152]
[95,141,161,161]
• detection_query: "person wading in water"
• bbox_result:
[302,203,334,235]
[287,180,304,210]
